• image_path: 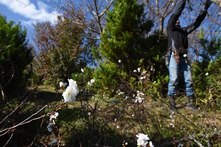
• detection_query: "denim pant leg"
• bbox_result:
[167,54,178,96]
[181,59,194,97]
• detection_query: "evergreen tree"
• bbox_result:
[0,15,33,100]
[192,30,221,108]
[94,0,167,96]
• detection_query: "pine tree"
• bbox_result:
[99,0,152,72]
[94,0,167,96]
[0,15,33,100]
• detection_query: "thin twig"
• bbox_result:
[0,105,47,136]
[3,132,14,147]
[0,96,28,125]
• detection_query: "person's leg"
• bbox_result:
[182,59,197,110]
[183,62,194,97]
[168,54,179,110]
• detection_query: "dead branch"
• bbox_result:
[3,132,14,147]
[0,87,38,125]
[0,105,47,137]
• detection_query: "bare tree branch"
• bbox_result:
[0,87,38,125]
[0,96,28,125]
[0,105,47,136]
[3,132,14,147]
[145,0,175,34]
[59,0,113,40]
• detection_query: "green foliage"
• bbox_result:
[0,15,33,100]
[1,87,220,146]
[93,0,168,98]
[99,0,154,72]
[196,57,221,110]
[71,67,96,101]
[55,96,220,146]
[94,62,124,91]
[193,31,221,110]
[71,67,94,89]
[198,28,221,60]
[58,106,127,147]
[192,61,209,98]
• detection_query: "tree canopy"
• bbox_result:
[0,15,33,100]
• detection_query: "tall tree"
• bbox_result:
[0,15,33,100]
[57,0,114,67]
[94,0,167,95]
[59,0,113,40]
[34,14,86,86]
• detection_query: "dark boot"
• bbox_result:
[186,96,197,111]
[169,96,176,111]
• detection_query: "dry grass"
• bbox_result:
[29,85,221,146]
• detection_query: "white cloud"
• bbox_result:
[0,0,61,24]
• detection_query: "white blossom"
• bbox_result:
[117,90,124,95]
[81,68,84,72]
[139,76,146,80]
[49,112,59,122]
[150,66,155,72]
[62,87,78,102]
[87,78,95,86]
[170,122,175,128]
[59,81,67,88]
[47,112,59,133]
[135,97,144,103]
[170,111,175,119]
[136,133,154,147]
[178,143,184,147]
[135,91,145,103]
[141,70,147,75]
[62,79,79,102]
[68,79,78,88]
[118,59,121,63]
[205,72,209,76]
[149,141,154,147]
[137,67,141,73]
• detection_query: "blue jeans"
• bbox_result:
[167,53,194,97]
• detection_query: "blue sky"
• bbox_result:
[0,0,62,44]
